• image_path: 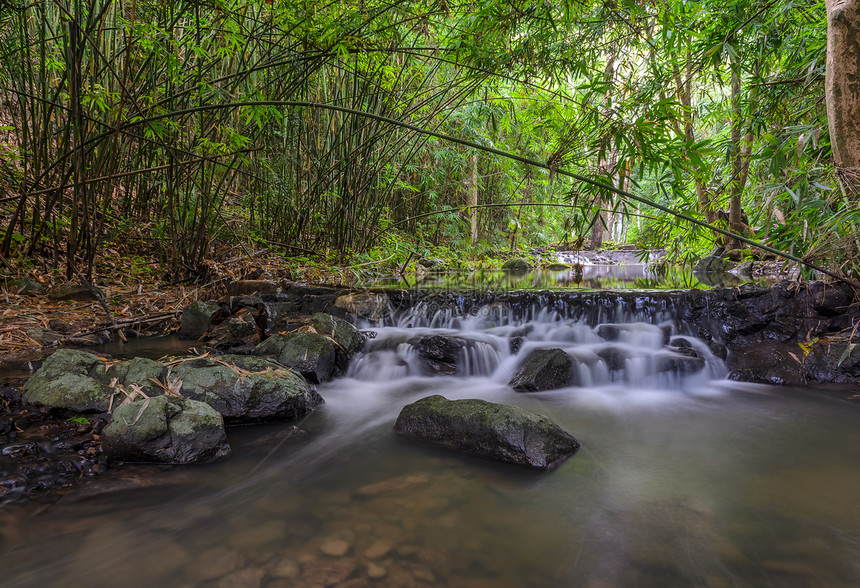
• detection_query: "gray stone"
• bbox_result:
[48,283,96,301]
[102,395,230,464]
[22,349,112,413]
[319,537,351,557]
[334,292,390,321]
[216,567,266,588]
[179,301,223,340]
[502,257,532,271]
[203,308,261,349]
[509,348,574,392]
[48,318,74,333]
[311,313,366,373]
[410,334,463,375]
[255,332,337,384]
[301,558,357,585]
[185,545,244,582]
[172,354,324,423]
[270,557,300,579]
[25,327,61,346]
[394,395,580,469]
[364,539,393,560]
[102,357,167,396]
[419,257,444,269]
[728,340,860,385]
[354,474,431,497]
[693,255,735,273]
[227,280,280,297]
[367,562,388,579]
[4,277,42,295]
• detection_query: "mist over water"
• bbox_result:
[1,294,859,587]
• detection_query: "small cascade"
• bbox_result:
[349,290,726,391]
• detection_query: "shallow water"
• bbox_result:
[2,301,859,587]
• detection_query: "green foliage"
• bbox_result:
[0,0,856,281]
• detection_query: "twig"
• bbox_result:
[264,239,324,257]
[223,248,269,264]
[399,252,415,276]
[69,312,178,338]
[71,268,114,324]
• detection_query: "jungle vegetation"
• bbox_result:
[0,0,858,280]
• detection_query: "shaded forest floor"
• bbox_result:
[0,249,356,369]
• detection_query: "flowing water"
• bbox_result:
[2,294,860,587]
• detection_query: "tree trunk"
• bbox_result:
[510,170,530,252]
[726,60,752,249]
[465,151,478,245]
[590,50,618,250]
[677,56,716,224]
[826,0,860,194]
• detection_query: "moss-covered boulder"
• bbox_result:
[408,334,467,375]
[179,301,224,339]
[101,357,167,396]
[333,292,390,321]
[22,349,112,413]
[47,283,96,301]
[509,348,574,392]
[4,277,42,295]
[311,312,366,373]
[394,395,580,470]
[102,396,230,464]
[171,354,323,422]
[502,258,532,271]
[546,262,572,270]
[255,332,337,384]
[693,255,734,273]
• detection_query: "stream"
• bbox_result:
[1,289,860,587]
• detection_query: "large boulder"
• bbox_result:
[410,335,463,375]
[728,341,860,385]
[693,256,735,273]
[201,307,262,349]
[509,348,574,392]
[334,292,390,321]
[102,396,230,464]
[255,332,337,384]
[22,349,113,413]
[311,312,366,372]
[102,357,167,396]
[170,355,324,423]
[502,258,532,272]
[4,277,42,295]
[394,395,580,470]
[48,283,96,301]
[227,280,281,297]
[180,301,225,340]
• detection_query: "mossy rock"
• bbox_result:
[509,348,574,392]
[102,396,230,464]
[502,258,533,271]
[101,357,168,396]
[22,349,112,413]
[171,354,323,422]
[311,313,365,356]
[394,395,580,470]
[256,332,337,384]
[179,301,223,339]
[333,292,390,321]
[693,256,735,273]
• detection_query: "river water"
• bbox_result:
[1,290,859,587]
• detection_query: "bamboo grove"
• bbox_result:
[1,0,858,279]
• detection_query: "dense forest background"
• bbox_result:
[0,0,858,281]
